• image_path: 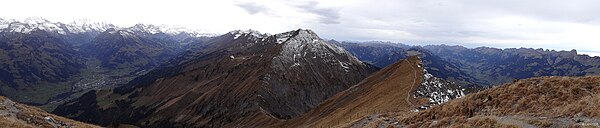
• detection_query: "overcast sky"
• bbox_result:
[2,0,600,56]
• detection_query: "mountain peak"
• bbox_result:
[65,19,117,33]
[294,28,318,36]
[278,28,350,55]
[229,29,266,39]
[130,24,162,34]
[22,17,51,24]
[129,23,215,37]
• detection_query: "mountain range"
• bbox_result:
[0,18,213,107]
[1,18,600,127]
[336,41,600,87]
[53,29,377,127]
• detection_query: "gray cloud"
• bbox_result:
[295,1,341,24]
[235,2,270,15]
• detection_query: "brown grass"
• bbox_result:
[404,116,518,128]
[0,117,35,128]
[526,119,553,127]
[276,56,424,127]
[400,76,600,126]
[0,96,99,128]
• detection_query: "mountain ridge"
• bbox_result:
[53,29,378,127]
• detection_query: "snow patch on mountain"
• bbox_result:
[229,29,268,41]
[65,19,117,33]
[414,68,465,111]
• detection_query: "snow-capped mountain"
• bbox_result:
[0,17,215,37]
[0,17,116,35]
[64,19,117,34]
[129,24,216,37]
[0,17,219,106]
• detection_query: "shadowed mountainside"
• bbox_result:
[276,56,425,127]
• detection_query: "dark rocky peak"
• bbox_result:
[281,29,354,55]
[557,49,578,58]
[273,29,365,68]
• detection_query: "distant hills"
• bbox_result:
[336,41,600,87]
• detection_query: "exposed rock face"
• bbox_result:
[53,29,377,127]
[259,30,374,119]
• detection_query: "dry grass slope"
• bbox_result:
[0,96,99,128]
[400,76,600,127]
[277,56,424,127]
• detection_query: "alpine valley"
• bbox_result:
[1,18,600,127]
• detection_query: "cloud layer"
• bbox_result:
[1,0,600,54]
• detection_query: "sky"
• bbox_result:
[2,0,600,56]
